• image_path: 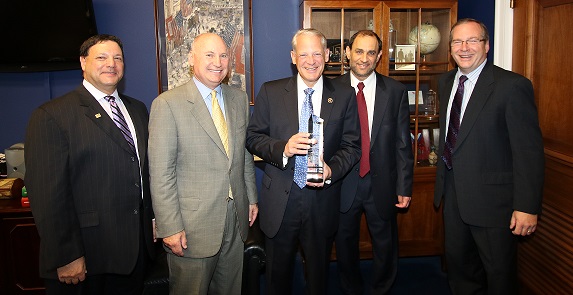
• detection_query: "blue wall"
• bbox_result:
[0,0,491,152]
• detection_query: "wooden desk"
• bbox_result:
[0,198,45,295]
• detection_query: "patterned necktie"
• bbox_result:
[105,95,136,153]
[356,82,370,177]
[442,75,468,170]
[211,90,233,200]
[294,88,314,188]
[211,90,228,154]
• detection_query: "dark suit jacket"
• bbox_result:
[25,85,155,279]
[246,75,361,238]
[434,63,545,227]
[335,72,413,219]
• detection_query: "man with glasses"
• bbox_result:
[434,18,544,294]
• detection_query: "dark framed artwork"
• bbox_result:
[154,0,254,104]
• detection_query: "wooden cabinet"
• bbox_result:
[301,0,457,258]
[0,199,45,295]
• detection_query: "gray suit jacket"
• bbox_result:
[434,63,544,227]
[149,81,257,258]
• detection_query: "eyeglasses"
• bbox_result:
[450,38,485,47]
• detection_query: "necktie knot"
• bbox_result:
[357,82,365,91]
[304,88,314,97]
[459,75,468,85]
[104,95,115,103]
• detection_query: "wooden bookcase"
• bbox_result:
[301,0,457,259]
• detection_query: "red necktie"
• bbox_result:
[357,82,370,177]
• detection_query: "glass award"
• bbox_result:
[307,115,324,183]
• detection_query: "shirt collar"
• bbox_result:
[83,79,119,102]
[193,77,222,101]
[456,59,487,84]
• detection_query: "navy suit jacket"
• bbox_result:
[336,72,413,219]
[246,76,361,238]
[26,85,155,279]
[434,63,544,227]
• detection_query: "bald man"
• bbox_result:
[148,33,258,295]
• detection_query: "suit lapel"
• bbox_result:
[222,85,235,163]
[185,82,228,158]
[456,63,495,150]
[439,71,456,152]
[79,87,135,155]
[320,77,336,126]
[121,94,147,164]
[370,74,390,146]
[284,77,300,134]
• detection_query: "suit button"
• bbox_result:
[131,156,135,162]
[133,209,139,214]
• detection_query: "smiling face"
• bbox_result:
[291,32,329,87]
[450,21,489,74]
[189,33,229,89]
[80,40,124,94]
[346,34,382,80]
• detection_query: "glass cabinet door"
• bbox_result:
[383,2,456,167]
[303,2,383,77]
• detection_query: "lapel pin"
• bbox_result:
[95,113,102,118]
[328,98,333,104]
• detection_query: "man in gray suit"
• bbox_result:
[148,33,258,295]
[26,34,155,295]
[434,18,544,294]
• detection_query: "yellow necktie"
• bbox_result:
[212,90,228,154]
[211,90,232,200]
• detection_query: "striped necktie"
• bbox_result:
[442,75,468,170]
[105,96,136,153]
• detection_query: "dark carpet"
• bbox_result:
[260,255,452,294]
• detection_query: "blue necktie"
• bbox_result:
[294,88,314,188]
[105,95,136,153]
[442,75,468,170]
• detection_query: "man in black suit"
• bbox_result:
[434,19,544,295]
[246,28,361,295]
[25,34,155,295]
[334,30,413,294]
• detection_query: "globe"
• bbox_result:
[408,23,441,55]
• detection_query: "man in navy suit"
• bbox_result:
[246,28,361,294]
[26,34,155,295]
[434,19,544,294]
[334,30,413,294]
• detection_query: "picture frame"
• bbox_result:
[394,44,416,70]
[154,0,254,104]
[326,39,348,63]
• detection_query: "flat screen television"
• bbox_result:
[0,0,98,72]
